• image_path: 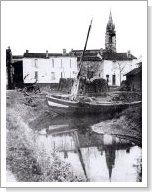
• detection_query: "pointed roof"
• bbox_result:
[106,10,115,31]
[108,9,113,24]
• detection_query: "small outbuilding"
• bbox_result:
[124,63,142,91]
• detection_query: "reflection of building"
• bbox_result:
[104,136,116,181]
[70,11,137,86]
[49,127,134,181]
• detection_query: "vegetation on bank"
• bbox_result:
[6,90,85,182]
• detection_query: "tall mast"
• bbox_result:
[70,19,93,100]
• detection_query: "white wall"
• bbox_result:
[98,59,137,86]
[23,57,78,83]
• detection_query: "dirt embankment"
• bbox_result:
[92,104,142,146]
[6,90,85,182]
[90,91,142,146]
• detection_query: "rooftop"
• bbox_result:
[102,51,137,61]
[12,55,23,59]
[23,52,73,58]
[124,66,142,76]
[71,49,137,61]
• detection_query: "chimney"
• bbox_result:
[63,49,66,55]
[46,50,49,58]
[127,50,131,58]
[69,48,74,56]
[26,50,29,54]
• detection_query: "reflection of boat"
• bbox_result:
[46,94,141,115]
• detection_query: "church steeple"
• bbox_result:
[105,10,116,52]
[108,9,113,24]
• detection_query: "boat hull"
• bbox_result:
[46,95,142,115]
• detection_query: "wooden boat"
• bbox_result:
[46,94,142,115]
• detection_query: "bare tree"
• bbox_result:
[117,62,126,85]
[81,62,103,80]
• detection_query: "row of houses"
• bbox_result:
[6,11,141,91]
[6,48,78,89]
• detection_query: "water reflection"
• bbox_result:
[33,111,142,182]
[37,121,142,182]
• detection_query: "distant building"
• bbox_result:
[23,50,78,85]
[6,49,78,89]
[124,62,142,91]
[70,11,137,86]
[7,11,138,89]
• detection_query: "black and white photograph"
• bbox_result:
[1,0,147,187]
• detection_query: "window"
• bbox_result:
[112,74,116,85]
[52,59,54,68]
[109,36,112,43]
[61,72,63,78]
[34,59,38,68]
[51,72,55,80]
[35,71,38,81]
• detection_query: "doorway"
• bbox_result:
[112,74,116,85]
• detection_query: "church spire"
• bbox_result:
[105,10,116,52]
[108,9,113,24]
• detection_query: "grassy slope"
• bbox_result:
[6,90,85,182]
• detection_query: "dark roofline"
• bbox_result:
[72,49,102,52]
[124,66,142,76]
[137,61,142,65]
[71,49,137,60]
[23,52,76,58]
[12,55,23,59]
[78,57,102,62]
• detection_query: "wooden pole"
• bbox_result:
[70,19,93,100]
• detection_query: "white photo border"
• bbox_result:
[1,0,148,188]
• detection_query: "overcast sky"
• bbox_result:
[2,1,147,58]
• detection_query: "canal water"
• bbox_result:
[36,113,142,182]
